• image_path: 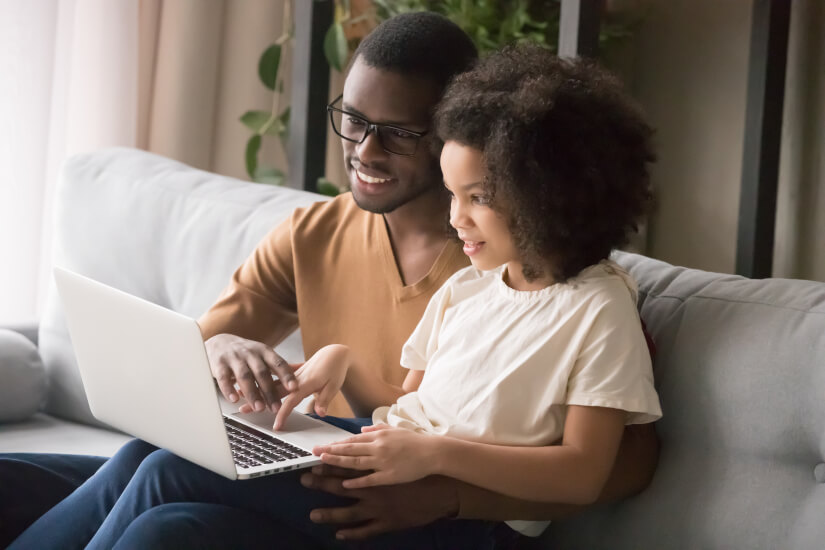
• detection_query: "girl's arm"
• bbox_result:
[273,344,422,428]
[316,405,626,505]
[341,362,424,417]
[435,405,626,504]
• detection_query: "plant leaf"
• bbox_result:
[264,107,290,137]
[240,110,272,133]
[324,22,348,72]
[258,44,281,90]
[245,135,262,179]
[316,177,341,197]
[254,166,285,185]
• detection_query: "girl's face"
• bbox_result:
[441,141,520,273]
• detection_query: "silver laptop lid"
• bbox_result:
[54,267,238,479]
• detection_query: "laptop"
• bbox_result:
[53,267,354,480]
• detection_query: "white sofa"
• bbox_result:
[2,148,824,549]
[0,148,316,456]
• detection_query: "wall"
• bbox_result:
[628,0,824,280]
[628,0,751,274]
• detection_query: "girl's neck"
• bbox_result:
[503,261,556,292]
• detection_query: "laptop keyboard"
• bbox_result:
[223,416,311,469]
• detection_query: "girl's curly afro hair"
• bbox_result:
[434,43,656,282]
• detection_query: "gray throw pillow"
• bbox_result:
[0,329,47,422]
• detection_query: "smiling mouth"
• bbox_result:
[462,240,485,255]
[355,169,392,184]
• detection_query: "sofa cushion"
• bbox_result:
[0,329,47,422]
[544,251,825,550]
[39,148,325,427]
[0,413,131,455]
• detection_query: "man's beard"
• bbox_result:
[350,182,433,214]
[348,162,443,215]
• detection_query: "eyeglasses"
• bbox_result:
[326,95,429,156]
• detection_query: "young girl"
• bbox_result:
[10,43,660,549]
[278,42,662,537]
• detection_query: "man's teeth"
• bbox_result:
[357,170,391,184]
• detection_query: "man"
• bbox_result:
[0,12,658,548]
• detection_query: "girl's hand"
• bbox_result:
[272,344,351,430]
[312,424,438,489]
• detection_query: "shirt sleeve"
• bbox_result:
[398,279,453,371]
[566,290,662,424]
[197,212,301,347]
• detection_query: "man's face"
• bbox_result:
[340,57,443,214]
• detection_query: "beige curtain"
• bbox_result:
[1,0,143,324]
[137,0,289,180]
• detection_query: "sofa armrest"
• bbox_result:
[0,323,38,347]
[0,329,47,422]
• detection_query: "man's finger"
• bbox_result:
[310,464,366,478]
[336,521,390,541]
[262,348,298,391]
[244,353,277,410]
[213,365,239,403]
[308,503,371,525]
[300,473,366,498]
[228,355,265,411]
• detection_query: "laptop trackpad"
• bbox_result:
[230,409,316,431]
[229,410,353,449]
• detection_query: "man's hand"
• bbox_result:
[273,344,351,430]
[312,425,437,489]
[299,466,459,541]
[205,333,298,413]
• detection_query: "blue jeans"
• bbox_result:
[0,452,107,546]
[0,416,367,546]
[7,417,519,549]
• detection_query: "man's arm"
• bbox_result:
[454,422,659,520]
[303,421,659,539]
[198,218,302,412]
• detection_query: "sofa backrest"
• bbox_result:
[545,251,825,550]
[41,149,825,548]
[39,148,326,427]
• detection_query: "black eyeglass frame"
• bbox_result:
[326,94,429,157]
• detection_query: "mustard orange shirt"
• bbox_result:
[199,192,468,417]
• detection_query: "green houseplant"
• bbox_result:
[242,0,640,194]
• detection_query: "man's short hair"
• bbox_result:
[352,12,478,92]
